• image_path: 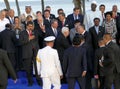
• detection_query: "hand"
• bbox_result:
[40,25,45,32]
[29,35,35,40]
[94,75,99,79]
[82,71,86,77]
[14,79,17,83]
[99,62,103,67]
[60,75,63,79]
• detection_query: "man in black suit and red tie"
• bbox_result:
[57,13,69,29]
[19,21,40,86]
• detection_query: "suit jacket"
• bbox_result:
[43,14,55,28]
[83,31,93,48]
[43,14,56,20]
[80,42,94,73]
[54,33,70,63]
[34,20,46,48]
[94,47,105,76]
[63,46,87,77]
[6,16,14,24]
[116,16,120,45]
[105,41,120,73]
[89,26,105,50]
[45,27,61,37]
[67,13,84,29]
[19,29,39,59]
[102,46,115,75]
[34,19,51,29]
[70,28,77,42]
[57,18,69,29]
[0,29,17,53]
[0,49,16,85]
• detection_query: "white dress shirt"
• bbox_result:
[0,18,10,32]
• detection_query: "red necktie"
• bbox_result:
[29,30,32,36]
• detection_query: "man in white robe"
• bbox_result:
[20,6,36,22]
[84,0,103,31]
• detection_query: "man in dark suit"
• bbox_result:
[6,9,15,25]
[76,25,94,89]
[0,49,17,89]
[63,34,87,89]
[45,19,61,37]
[45,6,56,19]
[55,27,70,64]
[78,34,94,89]
[94,39,105,89]
[43,10,55,28]
[0,24,17,70]
[115,14,120,46]
[103,33,120,89]
[55,27,70,83]
[57,13,69,29]
[111,5,120,17]
[19,21,40,86]
[33,16,46,48]
[89,18,105,51]
[67,7,84,29]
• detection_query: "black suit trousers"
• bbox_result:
[104,74,114,89]
[85,72,92,89]
[7,53,16,70]
[0,85,7,89]
[23,58,33,84]
[114,72,120,89]
[99,76,105,89]
[67,77,86,89]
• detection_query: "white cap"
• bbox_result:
[25,5,31,8]
[44,36,55,42]
[91,0,97,5]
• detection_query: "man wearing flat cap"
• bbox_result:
[84,0,103,31]
[36,36,63,89]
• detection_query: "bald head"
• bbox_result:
[98,39,105,47]
[103,33,112,44]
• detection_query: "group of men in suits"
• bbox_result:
[0,1,120,89]
[94,34,120,89]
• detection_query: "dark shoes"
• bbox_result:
[28,80,33,87]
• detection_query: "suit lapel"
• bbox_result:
[93,26,98,36]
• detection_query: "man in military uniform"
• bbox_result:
[36,36,63,89]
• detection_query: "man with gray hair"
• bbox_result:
[0,10,10,32]
[45,19,61,37]
[55,26,71,83]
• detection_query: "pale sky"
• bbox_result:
[0,0,40,2]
